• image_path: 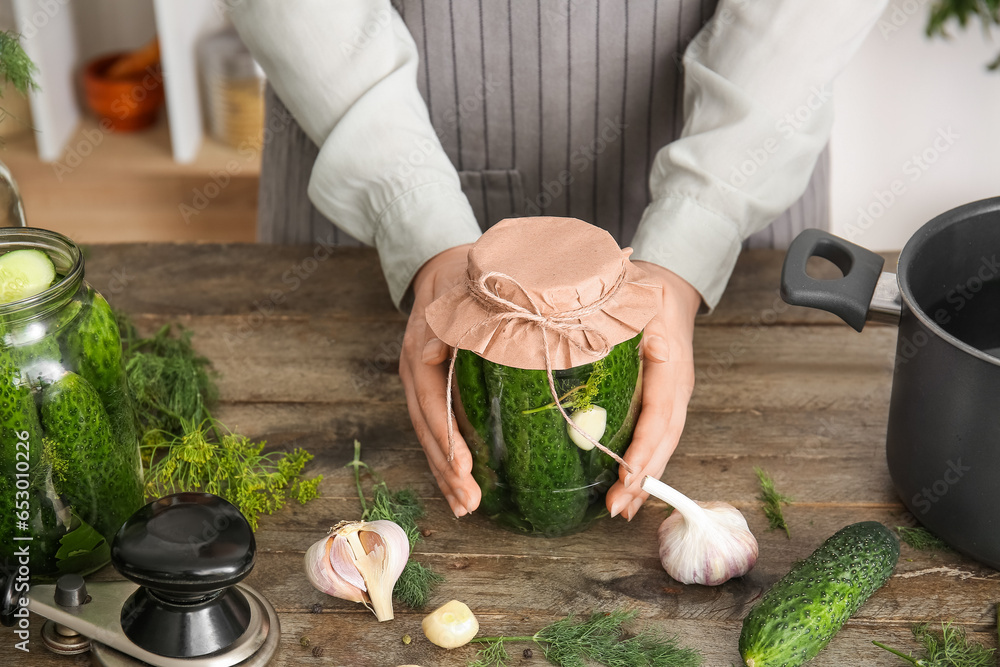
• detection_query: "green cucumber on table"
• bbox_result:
[739,521,899,667]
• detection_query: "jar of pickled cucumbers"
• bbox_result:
[426,217,660,536]
[0,228,143,580]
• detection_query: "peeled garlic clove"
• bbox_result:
[305,519,410,621]
[422,600,479,649]
[642,476,758,586]
[567,405,607,450]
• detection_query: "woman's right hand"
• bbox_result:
[398,244,482,517]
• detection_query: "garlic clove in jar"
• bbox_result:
[422,600,480,649]
[305,519,410,621]
[641,476,758,586]
[567,405,607,450]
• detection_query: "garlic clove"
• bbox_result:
[422,600,479,649]
[567,405,607,450]
[305,519,411,621]
[641,476,758,586]
[343,520,410,621]
[304,533,367,604]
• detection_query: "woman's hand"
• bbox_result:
[399,244,481,517]
[604,261,701,521]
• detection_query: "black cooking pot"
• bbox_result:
[780,197,1000,568]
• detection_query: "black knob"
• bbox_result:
[110,493,256,658]
[54,574,88,607]
[111,492,255,596]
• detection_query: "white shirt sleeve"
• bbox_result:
[630,0,888,309]
[229,0,481,309]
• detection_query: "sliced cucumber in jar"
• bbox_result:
[0,248,56,303]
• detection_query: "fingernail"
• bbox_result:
[623,473,634,488]
[422,337,448,365]
[609,496,627,518]
[644,335,669,363]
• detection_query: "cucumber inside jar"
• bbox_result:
[0,240,143,580]
[455,333,643,536]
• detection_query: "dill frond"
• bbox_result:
[469,609,703,667]
[755,467,792,538]
[874,622,995,666]
[896,526,951,552]
[115,310,321,531]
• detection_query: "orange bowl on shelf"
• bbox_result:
[82,52,165,132]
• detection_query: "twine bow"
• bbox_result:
[444,267,634,473]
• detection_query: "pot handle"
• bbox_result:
[780,229,900,331]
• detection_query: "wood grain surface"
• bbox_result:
[8,245,996,667]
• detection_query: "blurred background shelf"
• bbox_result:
[2,115,258,242]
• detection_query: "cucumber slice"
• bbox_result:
[0,248,56,303]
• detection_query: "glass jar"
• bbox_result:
[0,229,143,580]
[455,333,643,536]
[199,26,266,149]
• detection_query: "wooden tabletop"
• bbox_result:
[16,244,1000,667]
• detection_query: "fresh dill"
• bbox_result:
[143,420,322,531]
[115,310,322,531]
[755,467,792,538]
[116,314,217,439]
[873,623,995,666]
[469,609,703,667]
[521,357,610,414]
[896,526,951,552]
[347,441,442,608]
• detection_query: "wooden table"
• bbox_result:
[16,244,1000,666]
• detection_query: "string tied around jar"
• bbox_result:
[444,266,634,474]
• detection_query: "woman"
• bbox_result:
[230,0,886,520]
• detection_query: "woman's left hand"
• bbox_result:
[604,261,701,520]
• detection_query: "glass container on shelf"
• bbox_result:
[199,26,266,150]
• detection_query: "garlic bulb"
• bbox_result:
[305,519,410,621]
[567,405,607,451]
[422,600,479,649]
[641,476,758,586]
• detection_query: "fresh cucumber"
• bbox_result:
[739,521,899,667]
[454,334,643,535]
[483,358,590,535]
[454,349,510,517]
[0,340,69,576]
[63,291,137,449]
[0,248,56,303]
[40,372,143,541]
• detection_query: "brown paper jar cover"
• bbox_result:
[425,217,662,371]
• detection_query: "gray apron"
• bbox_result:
[258,0,829,252]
